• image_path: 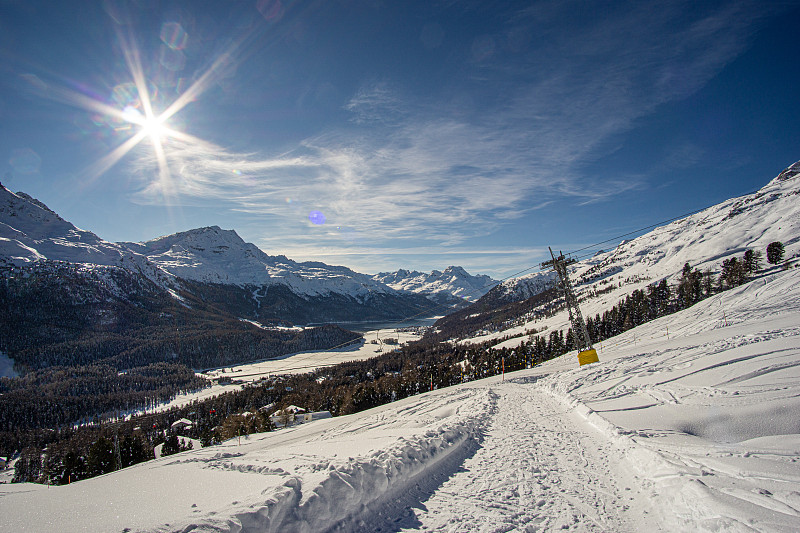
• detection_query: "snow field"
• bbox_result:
[537,267,800,532]
[204,327,424,382]
[2,268,799,532]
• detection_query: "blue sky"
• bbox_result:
[1,0,798,279]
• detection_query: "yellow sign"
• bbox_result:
[578,348,599,366]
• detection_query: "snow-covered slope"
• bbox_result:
[0,187,178,297]
[123,226,395,300]
[477,161,800,341]
[4,266,799,532]
[0,185,161,280]
[373,265,497,303]
[571,160,800,288]
[490,269,557,302]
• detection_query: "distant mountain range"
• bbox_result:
[0,183,493,332]
[372,266,498,306]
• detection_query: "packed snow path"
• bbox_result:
[381,379,659,533]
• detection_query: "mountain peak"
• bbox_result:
[775,160,800,182]
[132,226,248,254]
[12,191,62,219]
[0,186,162,275]
[372,266,498,304]
[443,266,468,275]
[124,226,398,298]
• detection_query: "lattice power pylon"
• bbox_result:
[541,247,599,366]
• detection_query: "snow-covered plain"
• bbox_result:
[3,264,799,532]
[140,328,426,415]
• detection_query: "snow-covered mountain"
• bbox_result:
[372,266,497,305]
[496,160,800,306]
[0,186,433,325]
[123,226,394,300]
[487,270,557,304]
[0,185,167,284]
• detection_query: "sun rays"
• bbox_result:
[31,20,245,208]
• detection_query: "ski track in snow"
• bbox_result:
[372,380,657,533]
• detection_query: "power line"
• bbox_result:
[253,184,767,376]
[565,185,763,257]
[17,184,764,384]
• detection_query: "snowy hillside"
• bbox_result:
[489,269,557,303]
[571,160,800,289]
[4,265,799,532]
[550,162,795,298]
[373,265,497,304]
[468,161,800,345]
[124,226,396,300]
[0,185,165,283]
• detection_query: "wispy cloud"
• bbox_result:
[343,81,406,125]
[128,0,776,271]
[247,240,552,277]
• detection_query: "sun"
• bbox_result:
[140,113,168,143]
[51,23,242,196]
[120,105,170,144]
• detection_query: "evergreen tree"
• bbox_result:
[565,328,575,350]
[160,434,181,457]
[119,435,152,467]
[650,278,671,316]
[585,316,597,343]
[702,269,715,297]
[743,250,762,275]
[677,263,702,308]
[58,450,87,484]
[766,241,785,265]
[199,427,220,448]
[12,448,42,483]
[86,436,115,476]
[720,257,746,288]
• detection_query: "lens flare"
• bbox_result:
[9,148,42,174]
[159,45,186,72]
[160,22,188,50]
[257,0,284,22]
[309,210,326,225]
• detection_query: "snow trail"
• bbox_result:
[385,378,660,532]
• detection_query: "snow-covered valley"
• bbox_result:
[138,326,428,416]
[3,262,799,532]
